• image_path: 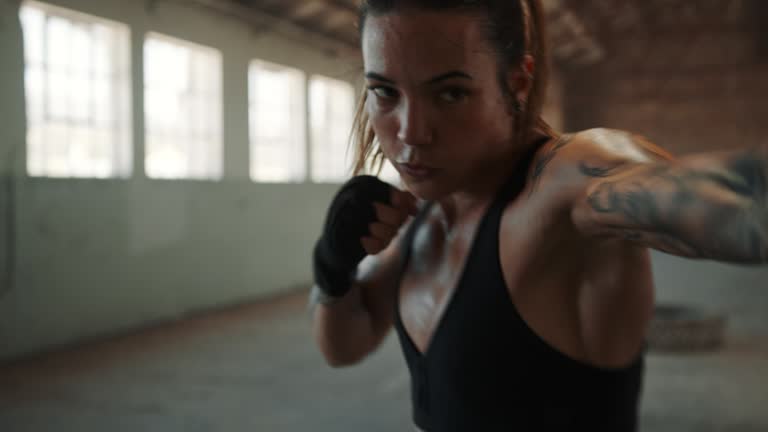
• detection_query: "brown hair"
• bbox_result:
[350,0,557,176]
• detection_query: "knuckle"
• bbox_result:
[372,202,383,218]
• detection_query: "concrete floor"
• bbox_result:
[1,292,767,432]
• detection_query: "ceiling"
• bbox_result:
[174,0,765,69]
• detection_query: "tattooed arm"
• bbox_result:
[539,128,768,264]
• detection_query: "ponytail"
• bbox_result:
[517,0,558,149]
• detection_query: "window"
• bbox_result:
[309,75,356,183]
[144,33,222,180]
[20,1,131,178]
[248,60,306,183]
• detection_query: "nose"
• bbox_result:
[396,100,432,148]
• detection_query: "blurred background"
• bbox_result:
[0,0,767,430]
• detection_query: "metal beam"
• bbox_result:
[161,0,360,57]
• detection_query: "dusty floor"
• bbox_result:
[1,292,767,431]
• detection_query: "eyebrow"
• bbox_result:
[365,72,396,84]
[425,71,473,85]
[364,70,473,86]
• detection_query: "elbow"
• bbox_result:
[326,356,361,369]
[321,349,367,368]
[315,331,371,368]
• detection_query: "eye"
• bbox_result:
[368,86,399,100]
[438,87,469,104]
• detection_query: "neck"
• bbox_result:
[436,132,548,227]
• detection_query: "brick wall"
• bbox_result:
[563,30,768,155]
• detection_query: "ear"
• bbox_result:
[505,54,535,104]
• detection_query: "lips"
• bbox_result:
[398,162,438,180]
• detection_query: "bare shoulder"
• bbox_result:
[527,128,676,195]
[573,128,675,163]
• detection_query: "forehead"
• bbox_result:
[361,10,496,80]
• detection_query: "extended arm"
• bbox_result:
[537,129,768,264]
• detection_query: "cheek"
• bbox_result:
[464,99,515,143]
[440,106,507,147]
[487,94,516,132]
[447,93,509,132]
[368,111,399,155]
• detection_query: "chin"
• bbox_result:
[401,177,452,202]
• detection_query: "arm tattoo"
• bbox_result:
[531,134,573,180]
[528,134,574,195]
[585,150,768,263]
[722,152,768,198]
[528,130,669,195]
[579,162,622,178]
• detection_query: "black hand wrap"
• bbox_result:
[313,175,392,299]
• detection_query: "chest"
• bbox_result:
[397,200,581,357]
[397,195,654,369]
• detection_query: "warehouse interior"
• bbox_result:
[0,0,767,430]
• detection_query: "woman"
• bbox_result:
[310,0,768,430]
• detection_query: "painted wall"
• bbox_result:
[0,0,568,361]
[0,0,360,361]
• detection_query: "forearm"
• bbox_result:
[311,283,379,367]
[576,148,768,263]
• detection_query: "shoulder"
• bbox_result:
[528,128,675,195]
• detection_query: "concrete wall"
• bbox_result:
[0,0,359,361]
[563,30,768,338]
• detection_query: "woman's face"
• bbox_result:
[362,9,519,200]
